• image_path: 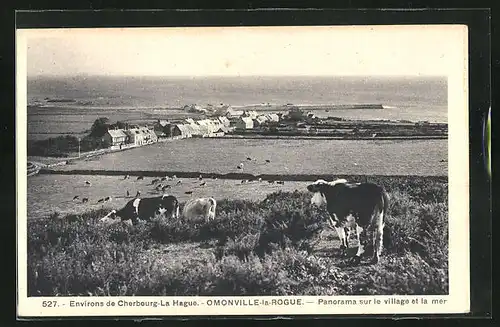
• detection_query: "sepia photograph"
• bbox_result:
[17,24,469,317]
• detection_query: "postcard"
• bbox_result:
[17,23,469,318]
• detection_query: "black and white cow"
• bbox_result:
[307,179,389,264]
[100,194,180,225]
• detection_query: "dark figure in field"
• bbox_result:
[100,194,180,226]
[82,198,89,203]
[307,179,389,265]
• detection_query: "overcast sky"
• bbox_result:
[20,25,467,77]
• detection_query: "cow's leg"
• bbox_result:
[350,224,366,265]
[371,212,385,264]
[334,226,348,257]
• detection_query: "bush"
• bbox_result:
[28,177,449,296]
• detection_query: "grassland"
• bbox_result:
[27,175,448,296]
[48,138,448,176]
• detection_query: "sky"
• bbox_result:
[20,25,467,77]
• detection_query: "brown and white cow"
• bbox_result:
[181,197,217,223]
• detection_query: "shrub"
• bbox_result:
[27,177,449,296]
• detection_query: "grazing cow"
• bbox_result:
[276,181,285,185]
[199,174,203,181]
[246,157,252,161]
[161,177,168,182]
[151,179,160,185]
[258,178,262,182]
[200,182,206,187]
[162,185,171,191]
[97,198,105,204]
[136,191,141,197]
[268,180,275,184]
[185,191,193,195]
[126,190,130,197]
[176,180,182,185]
[124,175,130,180]
[100,194,180,225]
[73,195,79,200]
[137,176,144,181]
[104,196,112,202]
[307,179,389,265]
[82,198,89,203]
[265,159,271,163]
[85,181,91,186]
[182,197,217,223]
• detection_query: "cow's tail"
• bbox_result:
[381,189,393,249]
[382,189,390,218]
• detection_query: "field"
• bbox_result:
[49,138,448,176]
[27,175,448,296]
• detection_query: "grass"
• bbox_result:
[47,137,448,176]
[27,176,448,296]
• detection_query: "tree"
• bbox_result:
[89,117,110,137]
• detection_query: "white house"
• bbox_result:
[102,129,127,148]
[236,117,254,130]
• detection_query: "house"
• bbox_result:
[236,117,254,130]
[266,113,280,122]
[142,128,158,144]
[253,115,269,127]
[211,127,227,137]
[124,127,157,146]
[243,110,259,119]
[192,124,211,138]
[218,116,231,127]
[102,129,128,148]
[154,120,170,136]
[124,128,145,146]
[171,124,194,138]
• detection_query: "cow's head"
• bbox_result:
[306,179,348,207]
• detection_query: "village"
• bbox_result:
[101,104,448,150]
[101,105,281,149]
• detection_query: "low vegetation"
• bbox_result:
[27,176,448,296]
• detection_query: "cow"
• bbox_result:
[100,194,180,225]
[307,179,389,265]
[181,197,217,223]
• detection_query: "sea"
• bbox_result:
[27,75,448,123]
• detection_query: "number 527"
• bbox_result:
[42,301,57,307]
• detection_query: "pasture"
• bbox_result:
[27,174,309,220]
[49,138,448,176]
[27,175,449,296]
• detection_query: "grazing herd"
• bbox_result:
[69,155,390,265]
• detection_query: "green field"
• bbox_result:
[27,175,448,296]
